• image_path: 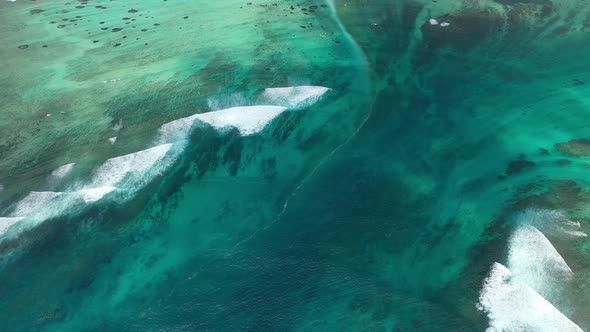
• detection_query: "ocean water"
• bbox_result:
[2,0,590,331]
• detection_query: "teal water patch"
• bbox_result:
[3,0,590,331]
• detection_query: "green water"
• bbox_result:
[2,0,590,331]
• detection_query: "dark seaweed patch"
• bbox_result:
[555,139,590,157]
[505,159,535,175]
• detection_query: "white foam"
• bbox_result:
[194,106,288,136]
[440,22,450,27]
[515,208,587,240]
[259,86,330,109]
[12,191,62,217]
[507,225,573,296]
[478,262,582,332]
[109,136,117,144]
[51,163,75,179]
[429,18,439,25]
[89,144,172,187]
[563,220,581,228]
[0,217,24,235]
[0,143,172,241]
[207,92,248,111]
[112,119,123,132]
[158,114,200,143]
[77,186,117,202]
[562,230,588,237]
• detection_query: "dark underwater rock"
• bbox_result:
[555,139,590,157]
[506,159,535,175]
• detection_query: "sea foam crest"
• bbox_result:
[514,208,588,238]
[259,86,330,109]
[159,105,288,141]
[158,114,200,144]
[194,105,287,136]
[51,163,75,179]
[88,144,172,188]
[159,85,330,142]
[77,186,118,203]
[11,191,62,217]
[507,224,573,298]
[207,92,248,111]
[0,217,24,235]
[478,262,582,332]
[0,85,329,238]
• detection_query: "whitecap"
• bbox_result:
[159,105,288,141]
[507,225,574,297]
[562,230,588,237]
[478,262,582,332]
[112,119,123,132]
[51,163,75,179]
[440,22,450,27]
[11,191,62,217]
[109,136,117,144]
[158,114,200,144]
[77,186,117,203]
[514,208,587,241]
[259,86,330,109]
[0,217,24,235]
[89,144,172,188]
[429,18,439,25]
[194,106,288,136]
[207,92,248,111]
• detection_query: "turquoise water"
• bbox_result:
[2,0,590,330]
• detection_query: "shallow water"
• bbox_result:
[2,0,590,331]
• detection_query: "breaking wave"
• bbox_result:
[478,262,582,332]
[0,85,330,238]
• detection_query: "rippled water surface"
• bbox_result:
[2,0,590,331]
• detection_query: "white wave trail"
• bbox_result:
[159,85,329,143]
[159,105,288,141]
[478,262,582,332]
[259,86,330,109]
[507,225,573,297]
[0,217,24,235]
[0,142,170,240]
[11,191,62,217]
[77,186,118,203]
[88,144,172,188]
[514,208,588,238]
[0,186,120,238]
[194,106,287,136]
[207,92,248,111]
[158,114,200,144]
[0,87,326,239]
[51,163,75,179]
